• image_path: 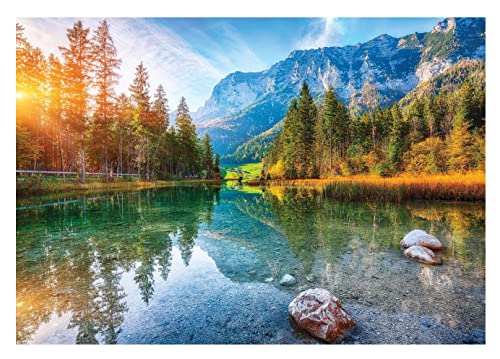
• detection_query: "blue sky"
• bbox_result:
[19,17,442,110]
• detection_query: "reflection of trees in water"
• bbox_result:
[407,202,485,271]
[16,185,220,344]
[265,187,484,273]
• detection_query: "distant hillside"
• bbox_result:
[227,59,485,164]
[400,59,485,108]
[194,17,485,156]
[223,121,283,164]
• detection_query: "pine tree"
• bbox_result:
[90,19,122,180]
[386,103,404,172]
[59,21,93,182]
[175,97,199,177]
[47,54,65,171]
[297,81,317,177]
[150,84,169,179]
[151,84,169,129]
[114,93,134,175]
[280,98,300,178]
[213,153,221,178]
[201,134,214,178]
[128,62,152,179]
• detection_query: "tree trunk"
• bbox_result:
[81,135,86,184]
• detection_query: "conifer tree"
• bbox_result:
[175,97,199,177]
[90,20,122,180]
[297,81,317,177]
[214,153,221,178]
[47,54,65,171]
[150,84,169,179]
[59,21,93,182]
[129,62,152,179]
[201,134,214,178]
[386,103,405,172]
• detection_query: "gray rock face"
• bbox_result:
[194,17,485,156]
[400,229,443,250]
[404,245,442,265]
[279,274,297,286]
[288,288,356,343]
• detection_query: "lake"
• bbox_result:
[16,185,485,344]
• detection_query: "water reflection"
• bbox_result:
[16,185,485,344]
[16,186,220,344]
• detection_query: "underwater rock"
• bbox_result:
[305,274,315,283]
[404,245,442,264]
[279,274,296,286]
[288,288,356,343]
[400,229,443,250]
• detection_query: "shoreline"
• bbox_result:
[16,177,224,200]
[257,172,485,202]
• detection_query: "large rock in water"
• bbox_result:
[404,245,442,265]
[400,229,443,250]
[279,274,296,286]
[288,288,356,343]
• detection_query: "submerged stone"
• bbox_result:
[404,245,442,264]
[400,229,443,250]
[288,288,356,343]
[279,274,296,286]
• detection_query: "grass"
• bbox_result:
[266,171,485,202]
[16,175,222,198]
[221,162,262,182]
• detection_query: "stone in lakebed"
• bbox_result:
[279,274,297,286]
[400,229,443,250]
[404,245,442,265]
[305,274,315,283]
[288,288,356,343]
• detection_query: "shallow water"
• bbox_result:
[16,185,485,344]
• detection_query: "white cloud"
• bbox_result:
[296,18,344,50]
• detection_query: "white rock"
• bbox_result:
[404,245,442,265]
[400,229,443,250]
[279,274,296,286]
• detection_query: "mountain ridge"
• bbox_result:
[194,17,485,157]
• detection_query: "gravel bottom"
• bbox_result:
[117,277,484,344]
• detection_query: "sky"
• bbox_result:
[18,17,442,111]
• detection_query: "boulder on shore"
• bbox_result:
[279,274,296,286]
[404,245,442,265]
[400,229,443,250]
[288,288,356,343]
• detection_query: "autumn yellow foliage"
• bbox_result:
[267,171,485,202]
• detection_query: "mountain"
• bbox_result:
[224,121,283,164]
[194,17,485,157]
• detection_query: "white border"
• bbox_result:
[3,0,499,358]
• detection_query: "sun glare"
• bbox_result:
[16,92,23,99]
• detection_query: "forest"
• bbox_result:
[266,61,485,179]
[16,21,220,182]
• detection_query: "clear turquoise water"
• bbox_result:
[16,185,485,344]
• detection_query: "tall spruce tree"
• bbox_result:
[128,62,152,179]
[297,81,317,178]
[201,134,214,179]
[90,19,121,180]
[175,97,199,177]
[150,84,169,179]
[59,21,93,182]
